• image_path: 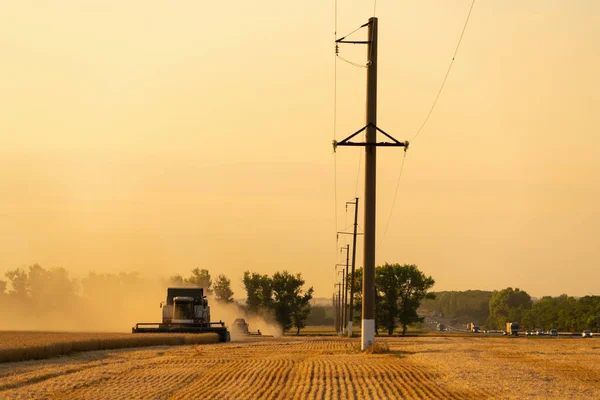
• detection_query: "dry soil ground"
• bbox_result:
[1,335,599,399]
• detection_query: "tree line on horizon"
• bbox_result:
[11,263,597,334]
[421,288,600,332]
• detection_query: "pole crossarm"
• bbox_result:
[333,123,409,152]
[335,40,370,44]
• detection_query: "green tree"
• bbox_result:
[213,274,234,303]
[291,289,314,335]
[271,271,313,333]
[488,287,533,329]
[242,271,273,313]
[348,264,435,335]
[375,264,401,335]
[186,268,212,293]
[349,268,363,324]
[394,264,435,335]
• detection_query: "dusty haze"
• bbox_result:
[1,1,599,301]
[0,268,282,335]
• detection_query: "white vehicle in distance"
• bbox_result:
[582,330,593,338]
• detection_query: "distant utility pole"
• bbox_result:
[338,198,361,337]
[336,245,350,334]
[338,269,345,333]
[343,244,349,334]
[346,197,359,337]
[334,17,409,350]
[335,282,343,334]
[332,292,338,333]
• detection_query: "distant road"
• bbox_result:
[421,316,597,339]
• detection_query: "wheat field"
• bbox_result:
[1,335,599,399]
[0,331,219,363]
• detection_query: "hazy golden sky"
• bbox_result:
[1,1,599,299]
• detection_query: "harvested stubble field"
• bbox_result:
[1,335,599,399]
[0,331,219,363]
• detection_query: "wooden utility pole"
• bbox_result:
[334,17,408,350]
[362,16,378,351]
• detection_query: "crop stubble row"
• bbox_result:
[1,337,478,399]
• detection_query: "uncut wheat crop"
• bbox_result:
[0,331,219,363]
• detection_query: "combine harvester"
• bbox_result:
[132,287,230,342]
[232,318,273,337]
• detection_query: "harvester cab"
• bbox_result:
[133,287,230,342]
[232,318,250,335]
[167,295,209,324]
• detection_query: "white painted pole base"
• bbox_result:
[361,319,375,350]
[348,321,353,337]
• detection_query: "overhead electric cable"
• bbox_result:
[354,150,362,197]
[377,151,407,250]
[337,54,369,68]
[378,0,476,254]
[411,0,476,142]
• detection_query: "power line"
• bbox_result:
[354,149,362,197]
[337,54,368,68]
[333,153,339,252]
[411,0,476,142]
[377,1,476,253]
[377,150,407,251]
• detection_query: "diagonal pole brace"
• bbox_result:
[333,123,409,151]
